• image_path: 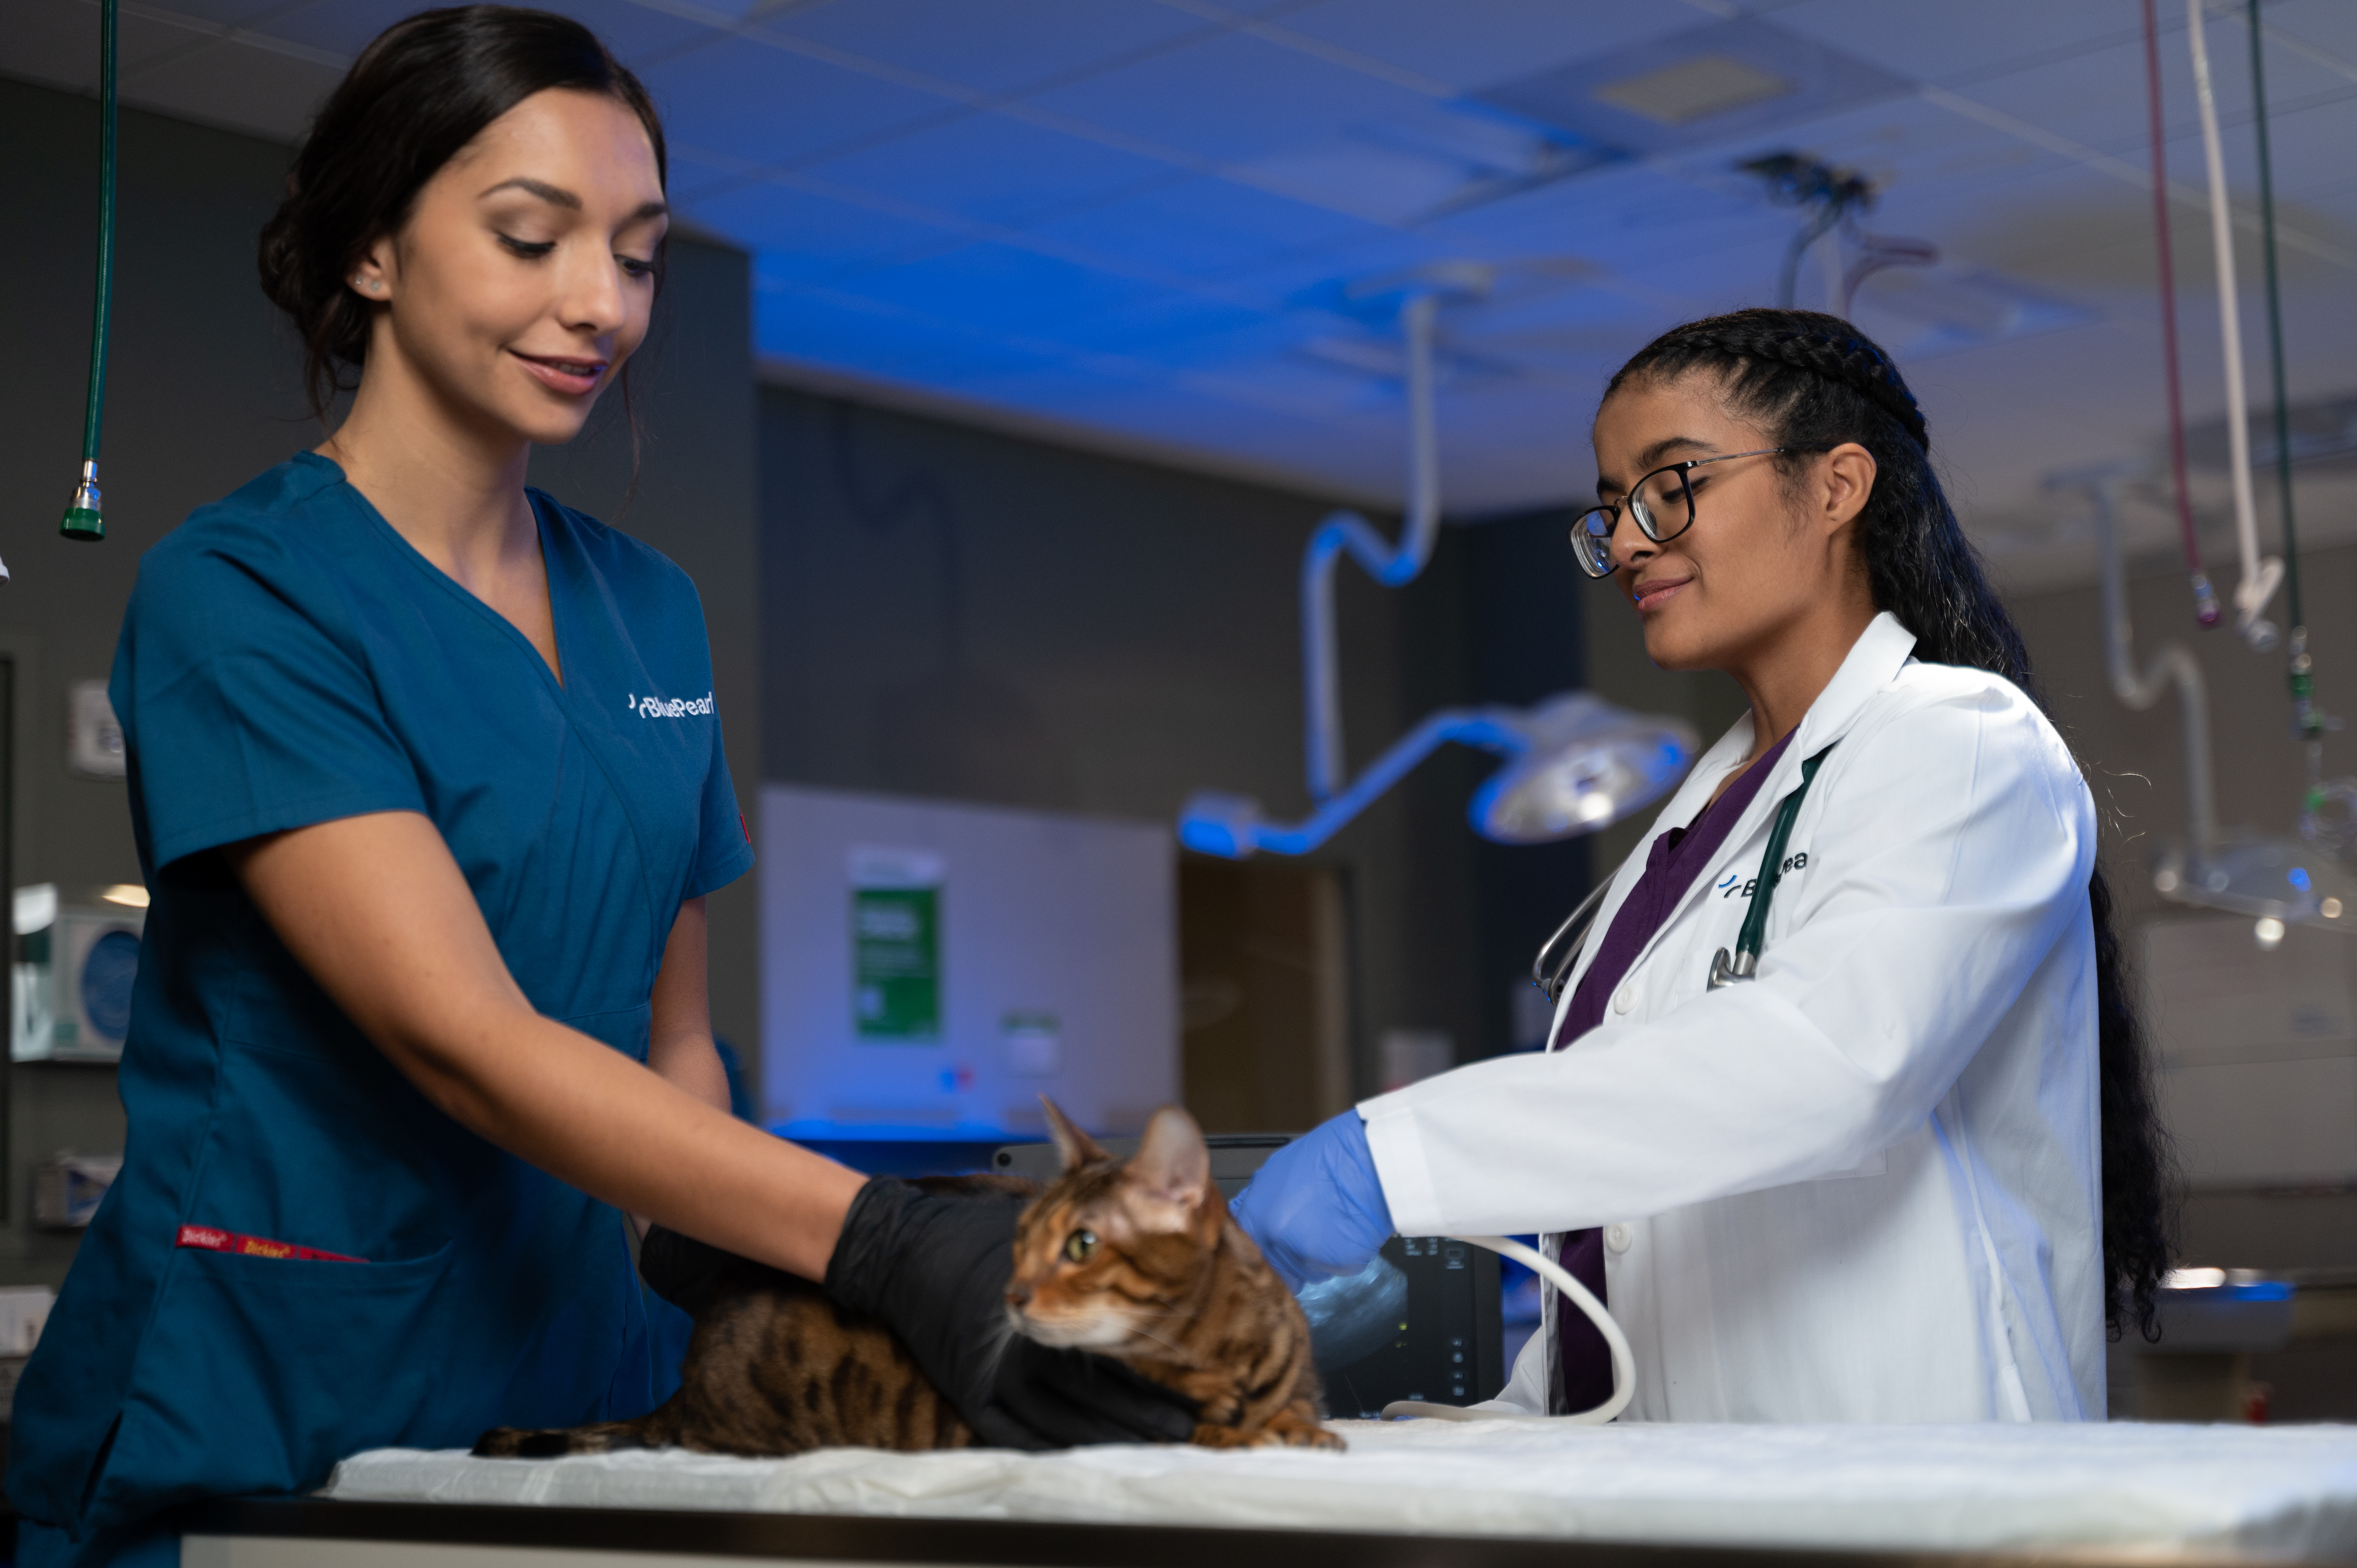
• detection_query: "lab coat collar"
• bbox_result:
[1661,611,1918,837]
[1554,612,1919,1015]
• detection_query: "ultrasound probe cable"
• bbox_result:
[1381,1234,1634,1426]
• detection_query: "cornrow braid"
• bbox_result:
[1616,312,1929,453]
[1602,307,2177,1344]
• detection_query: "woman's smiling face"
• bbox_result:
[1590,371,1872,675]
[348,87,668,449]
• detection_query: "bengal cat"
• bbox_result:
[474,1100,1339,1457]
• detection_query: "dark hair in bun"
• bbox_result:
[258,5,666,420]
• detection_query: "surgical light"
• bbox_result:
[2060,469,2355,937]
[1178,264,1694,861]
[1180,695,1696,859]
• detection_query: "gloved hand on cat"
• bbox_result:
[816,1178,1199,1450]
[1227,1109,1396,1293]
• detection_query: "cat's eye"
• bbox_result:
[1063,1228,1097,1264]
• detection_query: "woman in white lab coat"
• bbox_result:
[1231,307,2173,1423]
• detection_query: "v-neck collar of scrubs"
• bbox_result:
[295,451,570,695]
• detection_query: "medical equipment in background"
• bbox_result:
[11,883,145,1063]
[1178,264,1696,859]
[57,0,121,552]
[32,1151,122,1229]
[2056,471,2355,942]
[2185,0,2284,649]
[2138,0,2222,629]
[2237,0,2339,850]
[1383,1235,1633,1425]
[1738,152,1938,319]
[0,1286,56,1425]
[761,784,1177,1145]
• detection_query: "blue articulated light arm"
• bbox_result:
[1180,707,1528,858]
[1301,291,1444,804]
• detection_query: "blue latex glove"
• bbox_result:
[1229,1110,1396,1293]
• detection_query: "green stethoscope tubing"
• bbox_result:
[1707,744,1834,989]
[60,0,118,543]
[1533,743,1837,1004]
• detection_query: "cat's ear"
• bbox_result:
[1040,1095,1110,1173]
[1125,1105,1216,1238]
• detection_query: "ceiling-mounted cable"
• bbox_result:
[58,0,118,548]
[2141,0,2217,626]
[2246,3,2315,708]
[2187,0,2283,647]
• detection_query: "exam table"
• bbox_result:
[178,1417,2357,1566]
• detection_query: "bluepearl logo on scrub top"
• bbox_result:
[627,692,715,719]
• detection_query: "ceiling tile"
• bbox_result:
[238,0,439,58]
[1022,27,1441,165]
[112,34,346,141]
[824,242,1169,335]
[801,113,1178,227]
[754,283,1062,385]
[636,33,947,168]
[1275,0,1700,94]
[1770,0,2134,85]
[1479,16,1913,159]
[768,0,1209,95]
[684,180,951,278]
[553,0,730,66]
[1023,174,1380,280]
[2264,2,2357,66]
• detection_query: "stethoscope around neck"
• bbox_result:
[1532,742,1837,1006]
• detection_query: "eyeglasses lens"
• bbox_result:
[1636,469,1692,539]
[1573,510,1616,577]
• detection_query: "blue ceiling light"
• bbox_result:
[1179,263,1695,861]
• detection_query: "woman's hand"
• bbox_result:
[818,1180,1197,1449]
[1228,1111,1396,1292]
[228,810,867,1280]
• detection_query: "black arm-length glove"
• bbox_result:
[821,1177,1197,1450]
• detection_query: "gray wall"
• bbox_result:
[0,78,760,1287]
[757,388,1532,1092]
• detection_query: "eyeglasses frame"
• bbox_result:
[1569,447,1815,580]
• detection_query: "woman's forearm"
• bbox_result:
[230,810,867,1280]
[421,1000,862,1278]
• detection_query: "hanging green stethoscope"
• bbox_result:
[1533,744,1837,1006]
[57,0,121,549]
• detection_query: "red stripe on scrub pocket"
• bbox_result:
[175,1224,368,1263]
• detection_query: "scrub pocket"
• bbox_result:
[89,1239,458,1530]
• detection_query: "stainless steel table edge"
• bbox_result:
[175,1497,2297,1568]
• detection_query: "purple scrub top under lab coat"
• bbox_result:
[1549,726,1795,1413]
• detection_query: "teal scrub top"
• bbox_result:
[7,454,753,1555]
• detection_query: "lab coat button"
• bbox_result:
[1611,984,1634,1015]
[1605,1224,1633,1254]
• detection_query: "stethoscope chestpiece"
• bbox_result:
[1707,946,1757,991]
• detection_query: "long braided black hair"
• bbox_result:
[1606,307,2174,1342]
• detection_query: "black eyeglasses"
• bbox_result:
[1569,448,1810,579]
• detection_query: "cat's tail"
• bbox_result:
[472,1411,675,1459]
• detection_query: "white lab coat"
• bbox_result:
[1360,613,2104,1423]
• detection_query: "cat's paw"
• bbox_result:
[1267,1415,1346,1451]
[1192,1414,1346,1451]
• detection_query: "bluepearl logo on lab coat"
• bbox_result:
[1718,852,1806,901]
[627,692,714,719]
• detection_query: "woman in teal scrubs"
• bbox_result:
[9,11,1184,1564]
